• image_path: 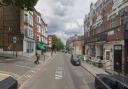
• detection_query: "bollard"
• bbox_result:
[0,76,18,89]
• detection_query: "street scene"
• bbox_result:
[20,53,95,89]
[0,0,128,89]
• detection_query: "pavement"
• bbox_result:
[20,53,95,89]
[81,61,108,77]
[0,52,53,86]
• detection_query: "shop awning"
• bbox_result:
[36,43,46,50]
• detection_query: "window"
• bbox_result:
[31,30,33,38]
[110,14,116,29]
[25,28,28,37]
[37,16,40,23]
[37,26,39,32]
[121,8,128,25]
[24,14,28,23]
[29,15,33,26]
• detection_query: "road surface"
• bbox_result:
[22,52,95,89]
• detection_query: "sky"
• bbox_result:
[35,0,97,44]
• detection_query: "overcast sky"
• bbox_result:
[35,0,97,44]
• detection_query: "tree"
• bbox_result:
[52,35,64,51]
[0,0,38,10]
[52,35,58,51]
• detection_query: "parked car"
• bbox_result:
[71,54,81,66]
[95,74,128,89]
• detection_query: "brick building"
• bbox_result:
[0,6,35,56]
[84,0,128,74]
[0,6,48,56]
[47,33,54,51]
[33,10,48,52]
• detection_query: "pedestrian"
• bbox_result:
[34,52,40,64]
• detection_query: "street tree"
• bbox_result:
[0,0,38,10]
[52,35,64,51]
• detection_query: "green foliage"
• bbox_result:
[0,0,38,10]
[52,35,64,51]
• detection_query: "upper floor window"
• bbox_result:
[24,14,28,23]
[121,8,128,25]
[37,16,40,23]
[25,28,28,37]
[29,15,33,26]
[110,14,116,29]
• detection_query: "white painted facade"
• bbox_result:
[23,11,35,54]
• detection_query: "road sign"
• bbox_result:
[13,36,17,43]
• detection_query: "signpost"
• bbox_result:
[12,36,17,57]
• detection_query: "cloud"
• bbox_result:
[35,0,97,44]
[54,31,70,44]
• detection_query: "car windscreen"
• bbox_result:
[73,55,79,61]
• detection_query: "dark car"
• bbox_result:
[95,74,128,89]
[71,54,81,66]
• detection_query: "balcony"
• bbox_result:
[85,32,108,43]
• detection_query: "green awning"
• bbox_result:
[36,43,46,50]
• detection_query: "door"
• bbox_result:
[105,50,111,70]
[124,31,128,74]
[125,39,128,74]
[114,45,122,73]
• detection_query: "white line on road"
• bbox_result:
[0,71,20,79]
[55,67,64,80]
[15,65,32,69]
[26,74,31,78]
[30,70,35,73]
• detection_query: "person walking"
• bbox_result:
[34,52,40,64]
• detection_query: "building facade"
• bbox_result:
[0,6,48,56]
[23,11,35,54]
[66,35,84,55]
[33,10,48,53]
[48,34,54,51]
[84,0,128,74]
[41,19,48,45]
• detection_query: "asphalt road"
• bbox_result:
[22,52,95,89]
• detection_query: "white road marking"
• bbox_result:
[55,74,62,79]
[31,70,35,73]
[55,67,64,80]
[16,65,31,69]
[26,74,31,78]
[0,71,20,79]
